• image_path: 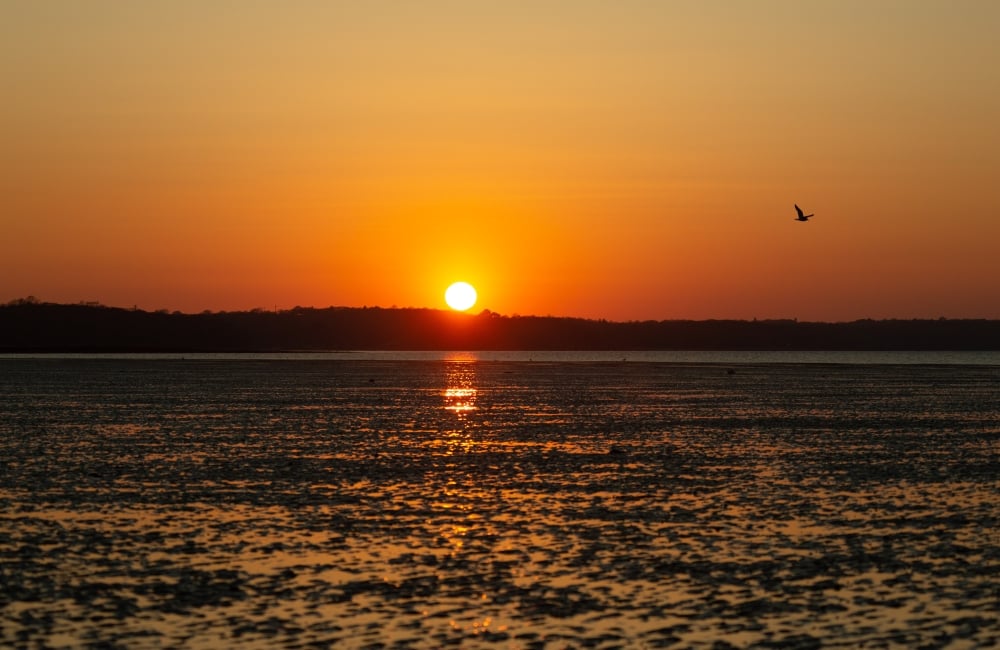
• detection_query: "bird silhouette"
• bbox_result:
[794,204,814,221]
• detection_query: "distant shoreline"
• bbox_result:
[3,351,1000,368]
[2,301,999,352]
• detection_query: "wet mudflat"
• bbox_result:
[1,359,998,649]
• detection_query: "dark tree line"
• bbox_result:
[1,301,998,351]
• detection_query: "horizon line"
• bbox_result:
[3,297,997,325]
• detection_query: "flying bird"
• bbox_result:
[794,204,814,221]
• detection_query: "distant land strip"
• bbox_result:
[2,300,999,352]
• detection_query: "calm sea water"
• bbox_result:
[4,350,1000,364]
[1,357,998,648]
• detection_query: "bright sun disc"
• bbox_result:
[445,282,477,311]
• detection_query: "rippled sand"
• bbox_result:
[1,359,998,649]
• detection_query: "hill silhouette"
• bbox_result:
[2,299,998,352]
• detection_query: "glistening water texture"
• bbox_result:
[1,359,998,649]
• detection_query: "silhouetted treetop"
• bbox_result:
[1,301,998,351]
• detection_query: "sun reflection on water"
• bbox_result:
[443,357,478,418]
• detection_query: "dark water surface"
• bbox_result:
[1,359,998,649]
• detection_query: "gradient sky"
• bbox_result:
[3,1,999,321]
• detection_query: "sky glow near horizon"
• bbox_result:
[2,1,999,321]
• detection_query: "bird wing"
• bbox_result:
[795,204,804,218]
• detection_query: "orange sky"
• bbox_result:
[3,1,999,321]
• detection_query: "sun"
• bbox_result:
[445,282,477,311]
